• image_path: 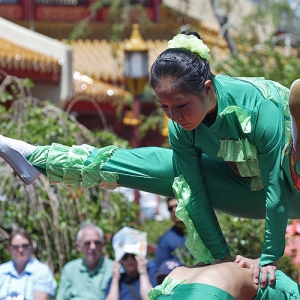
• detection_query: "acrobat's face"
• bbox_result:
[8,234,33,263]
[154,79,214,130]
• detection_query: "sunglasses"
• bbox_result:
[168,205,177,212]
[82,240,102,248]
[121,253,136,261]
[11,243,30,251]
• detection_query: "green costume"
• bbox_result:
[149,281,235,300]
[148,269,300,300]
[27,75,300,266]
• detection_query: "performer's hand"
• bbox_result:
[235,255,277,288]
[260,263,277,287]
[235,255,259,268]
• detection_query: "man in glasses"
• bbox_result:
[155,197,186,270]
[0,228,57,300]
[56,222,113,300]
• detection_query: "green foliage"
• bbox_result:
[0,82,142,275]
[0,74,34,103]
[212,45,300,88]
[217,213,265,258]
[140,218,173,245]
[69,0,151,41]
[139,105,164,138]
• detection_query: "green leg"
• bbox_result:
[27,144,175,197]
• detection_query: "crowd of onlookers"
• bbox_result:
[2,191,300,300]
[0,196,186,300]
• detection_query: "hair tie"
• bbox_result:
[167,34,211,60]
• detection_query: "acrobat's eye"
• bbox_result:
[177,103,186,108]
[160,105,168,109]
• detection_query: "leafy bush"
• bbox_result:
[0,87,142,275]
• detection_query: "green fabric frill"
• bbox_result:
[172,175,214,264]
[148,277,186,299]
[216,77,291,191]
[46,143,119,188]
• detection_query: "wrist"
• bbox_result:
[139,271,148,275]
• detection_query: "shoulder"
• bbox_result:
[168,266,188,279]
[31,258,50,268]
[0,260,13,272]
[161,228,172,236]
[158,228,173,241]
[161,227,180,238]
[62,258,83,271]
[30,258,54,275]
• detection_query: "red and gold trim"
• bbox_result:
[290,146,300,191]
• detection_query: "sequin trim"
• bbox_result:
[290,147,300,191]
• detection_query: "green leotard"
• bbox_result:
[27,75,300,266]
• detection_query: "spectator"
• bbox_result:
[155,198,186,269]
[155,258,184,285]
[56,222,113,300]
[105,227,157,300]
[0,228,57,300]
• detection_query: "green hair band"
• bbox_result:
[167,34,211,60]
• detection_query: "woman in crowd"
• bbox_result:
[1,31,300,287]
[0,228,57,300]
[105,227,156,300]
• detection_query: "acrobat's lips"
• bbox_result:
[178,123,188,127]
[179,123,194,130]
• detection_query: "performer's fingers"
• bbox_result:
[265,265,277,285]
[267,266,276,286]
[252,265,260,285]
[236,259,246,268]
[234,255,244,263]
[260,267,270,288]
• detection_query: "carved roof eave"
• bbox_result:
[72,70,130,104]
[0,37,61,82]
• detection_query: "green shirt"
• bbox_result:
[56,256,113,300]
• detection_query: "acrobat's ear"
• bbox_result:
[203,80,213,96]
